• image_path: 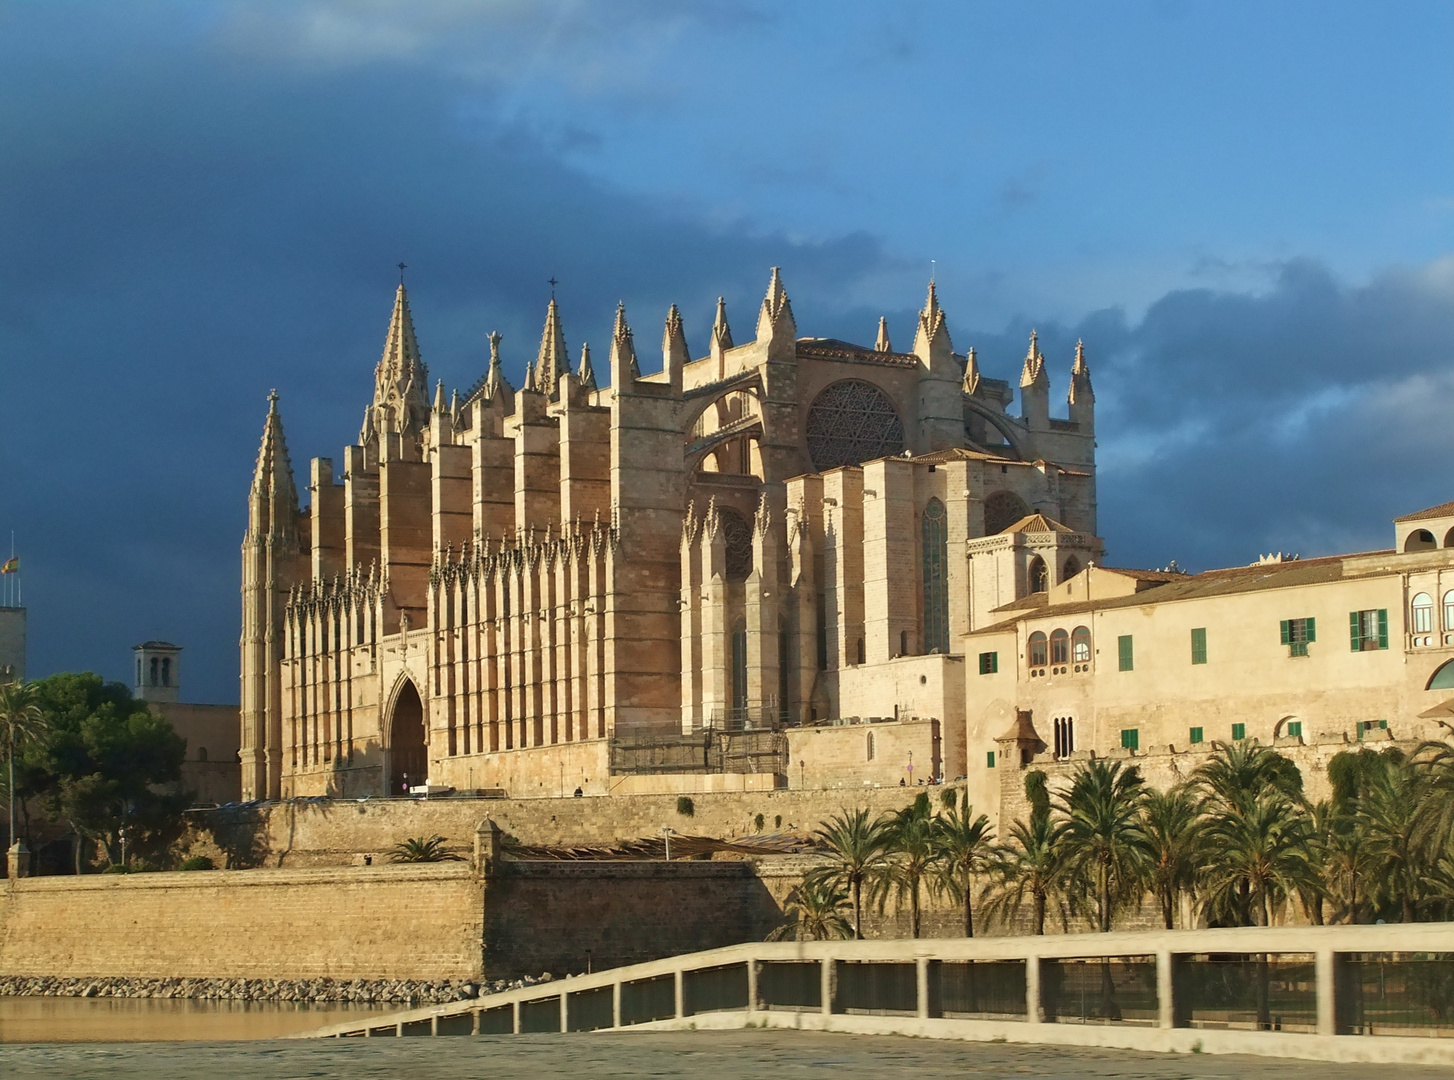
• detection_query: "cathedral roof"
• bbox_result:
[795,337,918,368]
[1394,500,1454,523]
[1000,513,1074,535]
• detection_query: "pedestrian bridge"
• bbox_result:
[295,923,1454,1065]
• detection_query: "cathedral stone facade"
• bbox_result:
[240,270,1097,801]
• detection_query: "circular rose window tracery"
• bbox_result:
[805,379,906,472]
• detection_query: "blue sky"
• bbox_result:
[4,1,1454,702]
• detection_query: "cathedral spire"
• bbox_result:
[363,281,430,455]
[756,267,796,340]
[251,390,298,534]
[609,302,640,383]
[713,297,734,352]
[577,341,597,391]
[912,279,954,369]
[484,330,509,400]
[1068,339,1094,429]
[875,316,892,353]
[962,346,981,395]
[1020,329,1048,389]
[663,304,688,393]
[535,297,569,401]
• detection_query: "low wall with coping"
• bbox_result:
[0,865,483,982]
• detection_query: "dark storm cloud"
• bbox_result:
[0,15,888,701]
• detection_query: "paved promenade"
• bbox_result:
[5,1030,1451,1080]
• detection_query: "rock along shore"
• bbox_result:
[0,973,554,1004]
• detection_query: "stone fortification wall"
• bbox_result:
[189,784,952,869]
[0,865,483,982]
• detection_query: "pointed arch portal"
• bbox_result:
[388,680,427,796]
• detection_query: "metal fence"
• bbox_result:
[308,924,1454,1064]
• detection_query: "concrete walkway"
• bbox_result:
[5,1030,1452,1080]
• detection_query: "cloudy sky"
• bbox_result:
[4,1,1454,702]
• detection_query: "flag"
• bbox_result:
[0,558,16,574]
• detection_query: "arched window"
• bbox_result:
[1446,527,1454,549]
[1028,556,1049,593]
[1050,629,1070,665]
[718,507,754,581]
[161,658,171,687]
[1071,626,1091,663]
[899,630,909,657]
[921,499,949,653]
[984,490,1031,535]
[1062,555,1081,582]
[150,657,159,686]
[866,733,875,761]
[856,637,865,666]
[730,619,748,717]
[1053,717,1074,759]
[1028,631,1048,668]
[1412,592,1435,634]
[1444,591,1454,631]
[1406,529,1436,552]
[197,746,208,762]
[1429,659,1454,690]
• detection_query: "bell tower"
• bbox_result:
[133,640,181,704]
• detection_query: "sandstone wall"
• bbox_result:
[0,865,483,982]
[188,784,954,868]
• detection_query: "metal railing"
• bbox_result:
[292,924,1454,1064]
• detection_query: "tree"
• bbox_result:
[388,835,463,862]
[0,680,47,851]
[23,673,187,869]
[1356,750,1429,922]
[1140,784,1201,929]
[1055,759,1151,932]
[877,792,938,938]
[1198,790,1315,927]
[769,877,854,941]
[931,790,994,937]
[811,808,893,939]
[980,812,1067,935]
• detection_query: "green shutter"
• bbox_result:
[1350,611,1361,651]
[1191,627,1207,665]
[986,751,996,769]
[1280,619,1290,645]
[1118,635,1134,672]
[1189,726,1204,745]
[1232,722,1246,741]
[1306,617,1316,643]
[1377,609,1388,649]
[1121,728,1139,751]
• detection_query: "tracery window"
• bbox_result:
[718,507,754,581]
[983,490,1030,535]
[921,498,949,654]
[1071,625,1092,663]
[804,379,905,471]
[1028,556,1049,593]
[1050,629,1069,665]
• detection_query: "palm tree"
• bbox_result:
[769,876,854,941]
[931,790,995,937]
[1198,791,1315,927]
[1055,759,1151,932]
[0,680,46,852]
[1357,751,1429,922]
[1192,739,1304,812]
[877,793,938,938]
[812,808,893,939]
[980,812,1067,935]
[388,835,462,862]
[1140,784,1201,929]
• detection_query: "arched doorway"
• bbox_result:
[388,680,427,796]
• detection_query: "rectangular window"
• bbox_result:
[986,751,996,769]
[1349,609,1388,651]
[978,651,998,675]
[1286,720,1303,738]
[1231,722,1247,741]
[1280,616,1316,657]
[1356,719,1389,741]
[1188,726,1204,745]
[1190,627,1207,665]
[1120,728,1139,751]
[1117,635,1134,672]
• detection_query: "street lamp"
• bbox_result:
[907,750,914,786]
[661,827,675,861]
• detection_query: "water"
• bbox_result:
[0,996,394,1042]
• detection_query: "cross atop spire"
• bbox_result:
[251,390,298,528]
[1068,338,1094,406]
[362,280,430,455]
[398,261,407,284]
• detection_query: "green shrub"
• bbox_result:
[179,855,215,871]
[754,813,765,832]
[676,796,695,817]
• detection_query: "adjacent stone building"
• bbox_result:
[135,641,241,806]
[240,270,1097,801]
